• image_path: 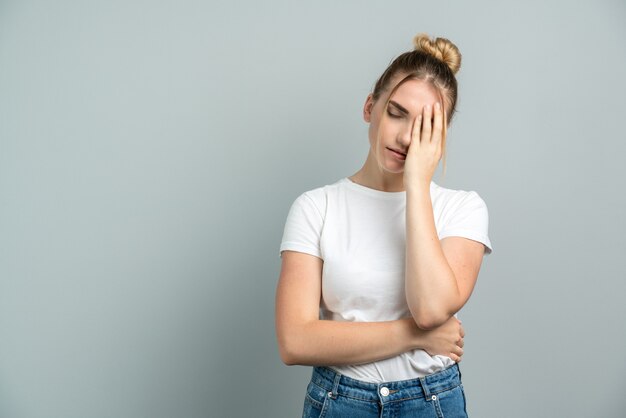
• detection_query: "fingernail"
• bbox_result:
[435,102,441,110]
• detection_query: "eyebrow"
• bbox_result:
[388,100,409,114]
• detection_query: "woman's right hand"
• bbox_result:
[403,316,465,362]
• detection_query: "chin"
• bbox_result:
[385,159,406,171]
[382,164,405,174]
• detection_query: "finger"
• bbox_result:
[432,102,443,144]
[460,327,465,338]
[411,114,422,146]
[420,104,432,143]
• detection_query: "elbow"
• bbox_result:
[277,328,306,366]
[277,335,298,366]
[279,349,297,366]
[277,319,318,366]
[411,309,452,331]
[281,345,312,366]
[414,316,439,331]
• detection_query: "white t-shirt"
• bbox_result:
[279,177,493,383]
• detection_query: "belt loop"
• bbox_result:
[419,376,432,401]
[330,370,341,399]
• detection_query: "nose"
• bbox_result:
[398,118,415,148]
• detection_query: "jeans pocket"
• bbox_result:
[302,381,329,418]
[459,383,468,416]
[432,384,468,418]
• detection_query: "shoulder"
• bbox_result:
[431,182,488,209]
[433,182,492,254]
[291,178,345,213]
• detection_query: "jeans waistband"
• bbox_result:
[310,363,462,404]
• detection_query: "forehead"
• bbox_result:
[388,78,441,111]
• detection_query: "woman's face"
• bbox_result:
[364,76,444,173]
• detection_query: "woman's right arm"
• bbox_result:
[275,251,464,367]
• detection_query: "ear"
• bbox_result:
[363,93,374,123]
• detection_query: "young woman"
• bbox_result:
[275,33,493,418]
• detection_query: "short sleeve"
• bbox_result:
[439,191,493,256]
[279,192,324,259]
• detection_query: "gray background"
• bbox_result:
[1,0,625,417]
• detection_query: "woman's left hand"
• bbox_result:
[403,102,446,189]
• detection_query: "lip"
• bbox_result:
[387,148,406,160]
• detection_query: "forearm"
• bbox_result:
[405,183,459,329]
[284,317,425,367]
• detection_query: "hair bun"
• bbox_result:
[412,33,461,75]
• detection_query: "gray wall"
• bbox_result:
[1,0,625,417]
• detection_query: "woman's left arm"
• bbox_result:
[405,184,485,330]
[403,102,486,330]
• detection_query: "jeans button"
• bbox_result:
[431,395,437,400]
[380,387,390,396]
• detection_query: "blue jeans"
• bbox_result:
[302,363,468,417]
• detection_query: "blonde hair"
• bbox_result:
[371,33,462,181]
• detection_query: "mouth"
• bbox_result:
[388,148,407,156]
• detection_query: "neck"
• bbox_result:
[349,149,406,192]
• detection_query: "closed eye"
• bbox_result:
[387,109,402,118]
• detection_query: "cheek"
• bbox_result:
[367,123,377,143]
[369,118,384,140]
[382,120,404,139]
[375,117,393,136]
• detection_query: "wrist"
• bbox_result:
[396,317,426,351]
[404,180,431,194]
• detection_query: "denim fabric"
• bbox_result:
[302,363,468,418]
